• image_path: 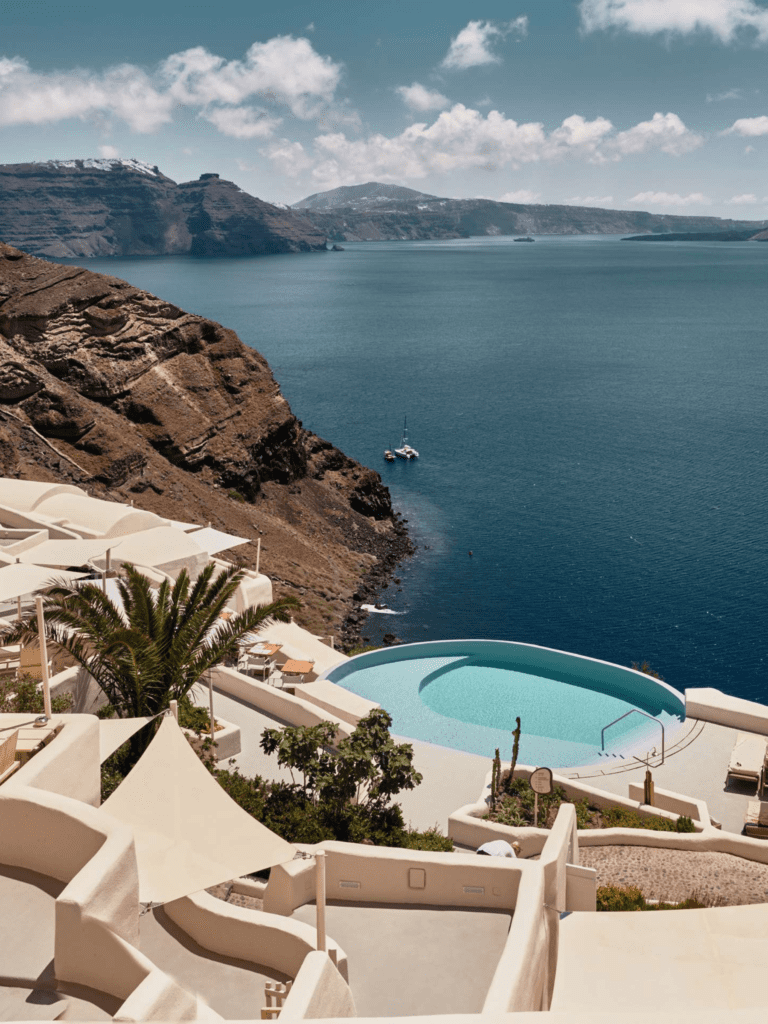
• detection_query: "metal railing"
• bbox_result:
[601,709,665,765]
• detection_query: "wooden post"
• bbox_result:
[315,851,327,952]
[35,596,52,718]
[170,699,178,721]
[106,548,112,573]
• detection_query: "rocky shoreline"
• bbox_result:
[337,509,414,652]
[0,241,412,643]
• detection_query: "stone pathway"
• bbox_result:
[579,845,768,905]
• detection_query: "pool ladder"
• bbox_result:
[601,709,665,766]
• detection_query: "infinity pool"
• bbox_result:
[323,640,686,769]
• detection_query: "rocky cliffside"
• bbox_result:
[0,160,327,258]
[0,242,408,646]
[293,183,768,241]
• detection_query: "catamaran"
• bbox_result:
[394,417,419,459]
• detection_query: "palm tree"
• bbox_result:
[11,562,300,761]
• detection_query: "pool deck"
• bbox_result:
[205,683,762,838]
[564,717,756,834]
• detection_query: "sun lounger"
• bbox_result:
[0,729,20,785]
[727,732,767,786]
[744,800,768,838]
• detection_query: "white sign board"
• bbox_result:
[529,767,553,795]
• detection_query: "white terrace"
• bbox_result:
[2,478,768,1023]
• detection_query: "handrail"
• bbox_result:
[601,709,664,764]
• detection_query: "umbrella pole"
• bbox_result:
[315,851,327,952]
[35,596,52,718]
[17,596,21,622]
[209,671,215,754]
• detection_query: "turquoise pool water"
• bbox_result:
[323,640,686,768]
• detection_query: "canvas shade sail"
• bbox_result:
[184,526,250,557]
[100,715,295,904]
[0,564,87,602]
[18,538,121,567]
[99,717,155,763]
[92,527,208,580]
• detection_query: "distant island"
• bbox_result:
[623,229,767,242]
[1,162,766,258]
[293,181,768,244]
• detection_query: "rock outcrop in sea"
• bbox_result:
[0,160,327,258]
[0,242,409,646]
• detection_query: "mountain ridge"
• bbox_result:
[292,182,768,241]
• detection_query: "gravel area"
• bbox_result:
[579,845,768,906]
[206,883,263,911]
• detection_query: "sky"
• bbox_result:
[1,0,768,217]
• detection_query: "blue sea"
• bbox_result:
[73,236,768,702]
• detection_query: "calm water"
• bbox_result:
[74,236,768,702]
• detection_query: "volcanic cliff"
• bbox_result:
[0,160,327,258]
[0,242,408,645]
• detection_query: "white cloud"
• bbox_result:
[161,38,340,119]
[203,105,281,138]
[627,191,713,207]
[268,105,705,190]
[98,144,119,158]
[610,112,704,156]
[0,37,342,135]
[499,189,541,203]
[265,139,313,177]
[0,57,172,131]
[707,88,743,101]
[726,115,768,135]
[396,83,450,112]
[727,192,758,202]
[579,0,768,43]
[745,144,755,151]
[564,194,615,205]
[441,18,528,70]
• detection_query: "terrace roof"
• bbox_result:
[100,715,295,904]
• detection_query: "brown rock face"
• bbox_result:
[0,160,327,258]
[0,242,408,645]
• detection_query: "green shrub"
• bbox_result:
[598,885,709,912]
[178,695,215,734]
[601,806,696,832]
[597,885,646,912]
[0,674,73,715]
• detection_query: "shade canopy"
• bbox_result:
[18,538,122,568]
[0,563,86,602]
[99,716,155,763]
[100,715,295,904]
[92,527,208,580]
[186,526,250,558]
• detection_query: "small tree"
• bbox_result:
[261,709,423,819]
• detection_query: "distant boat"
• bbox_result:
[514,237,535,242]
[395,417,419,459]
[384,448,395,461]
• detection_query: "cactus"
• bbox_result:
[510,716,521,784]
[491,747,501,812]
